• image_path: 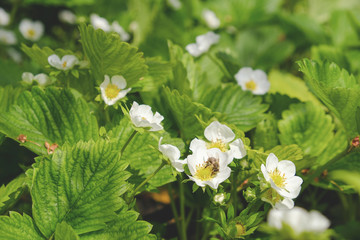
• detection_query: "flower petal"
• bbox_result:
[229,138,246,159]
[266,153,278,172]
[204,121,235,143]
[189,138,207,153]
[277,160,296,177]
[22,72,34,83]
[111,75,127,89]
[48,54,62,69]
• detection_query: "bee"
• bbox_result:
[205,157,220,174]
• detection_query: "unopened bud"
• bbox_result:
[214,193,225,204]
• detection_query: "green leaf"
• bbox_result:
[0,212,44,240]
[23,0,94,6]
[0,87,99,155]
[331,170,360,195]
[81,210,155,240]
[268,70,322,106]
[31,140,131,237]
[21,44,54,70]
[253,113,279,151]
[311,45,351,71]
[55,222,79,240]
[0,85,23,112]
[298,59,360,138]
[0,59,23,86]
[79,24,147,86]
[267,145,303,162]
[278,102,335,157]
[108,118,175,190]
[199,84,268,132]
[329,10,359,47]
[0,174,27,214]
[162,87,217,140]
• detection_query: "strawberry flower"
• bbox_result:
[158,137,186,172]
[48,54,79,71]
[100,75,131,106]
[234,67,270,95]
[129,101,164,131]
[19,19,44,41]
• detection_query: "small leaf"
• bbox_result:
[0,174,27,214]
[227,204,234,220]
[0,212,44,240]
[79,24,147,86]
[55,222,79,240]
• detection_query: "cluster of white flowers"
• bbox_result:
[186,31,220,57]
[22,72,51,86]
[235,67,270,95]
[268,207,330,236]
[259,153,303,210]
[90,14,130,41]
[158,121,246,190]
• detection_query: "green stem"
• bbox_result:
[130,161,166,198]
[120,130,137,157]
[179,179,187,240]
[207,53,232,80]
[167,183,181,238]
[9,0,21,26]
[185,208,194,229]
[231,174,238,214]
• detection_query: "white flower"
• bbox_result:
[129,101,164,131]
[19,19,44,41]
[268,207,331,235]
[214,193,226,204]
[234,67,270,95]
[158,137,186,172]
[22,72,50,86]
[167,0,182,10]
[58,10,77,24]
[202,9,220,29]
[260,188,295,210]
[0,8,10,26]
[90,13,111,32]
[111,21,130,41]
[0,29,17,45]
[261,153,303,199]
[186,31,220,57]
[186,148,231,189]
[190,121,246,161]
[48,54,79,70]
[100,75,131,106]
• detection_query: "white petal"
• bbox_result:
[90,14,111,32]
[34,73,50,86]
[229,138,246,159]
[172,159,186,172]
[202,9,220,29]
[261,164,270,182]
[207,166,231,189]
[185,43,202,57]
[266,153,278,172]
[267,208,284,229]
[111,75,127,89]
[61,55,79,70]
[188,175,206,187]
[277,160,296,177]
[307,210,330,233]
[275,198,294,210]
[204,121,235,143]
[0,8,10,26]
[48,54,62,69]
[234,67,253,86]
[189,138,207,153]
[116,88,131,99]
[22,72,34,83]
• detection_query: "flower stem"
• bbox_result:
[231,174,238,214]
[179,179,187,240]
[120,130,137,157]
[168,183,181,238]
[130,161,166,198]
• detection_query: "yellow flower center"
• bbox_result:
[207,140,227,152]
[62,61,67,68]
[27,29,35,38]
[245,80,257,91]
[195,157,219,181]
[105,84,121,99]
[269,169,286,188]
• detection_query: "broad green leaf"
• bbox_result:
[0,174,27,214]
[199,84,268,132]
[298,59,360,138]
[253,114,279,151]
[162,87,217,140]
[0,85,23,112]
[55,222,79,240]
[0,59,23,86]
[0,87,98,155]
[266,93,300,120]
[81,210,155,240]
[108,117,175,190]
[0,212,44,240]
[278,102,335,157]
[268,70,322,106]
[31,140,131,237]
[79,24,147,86]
